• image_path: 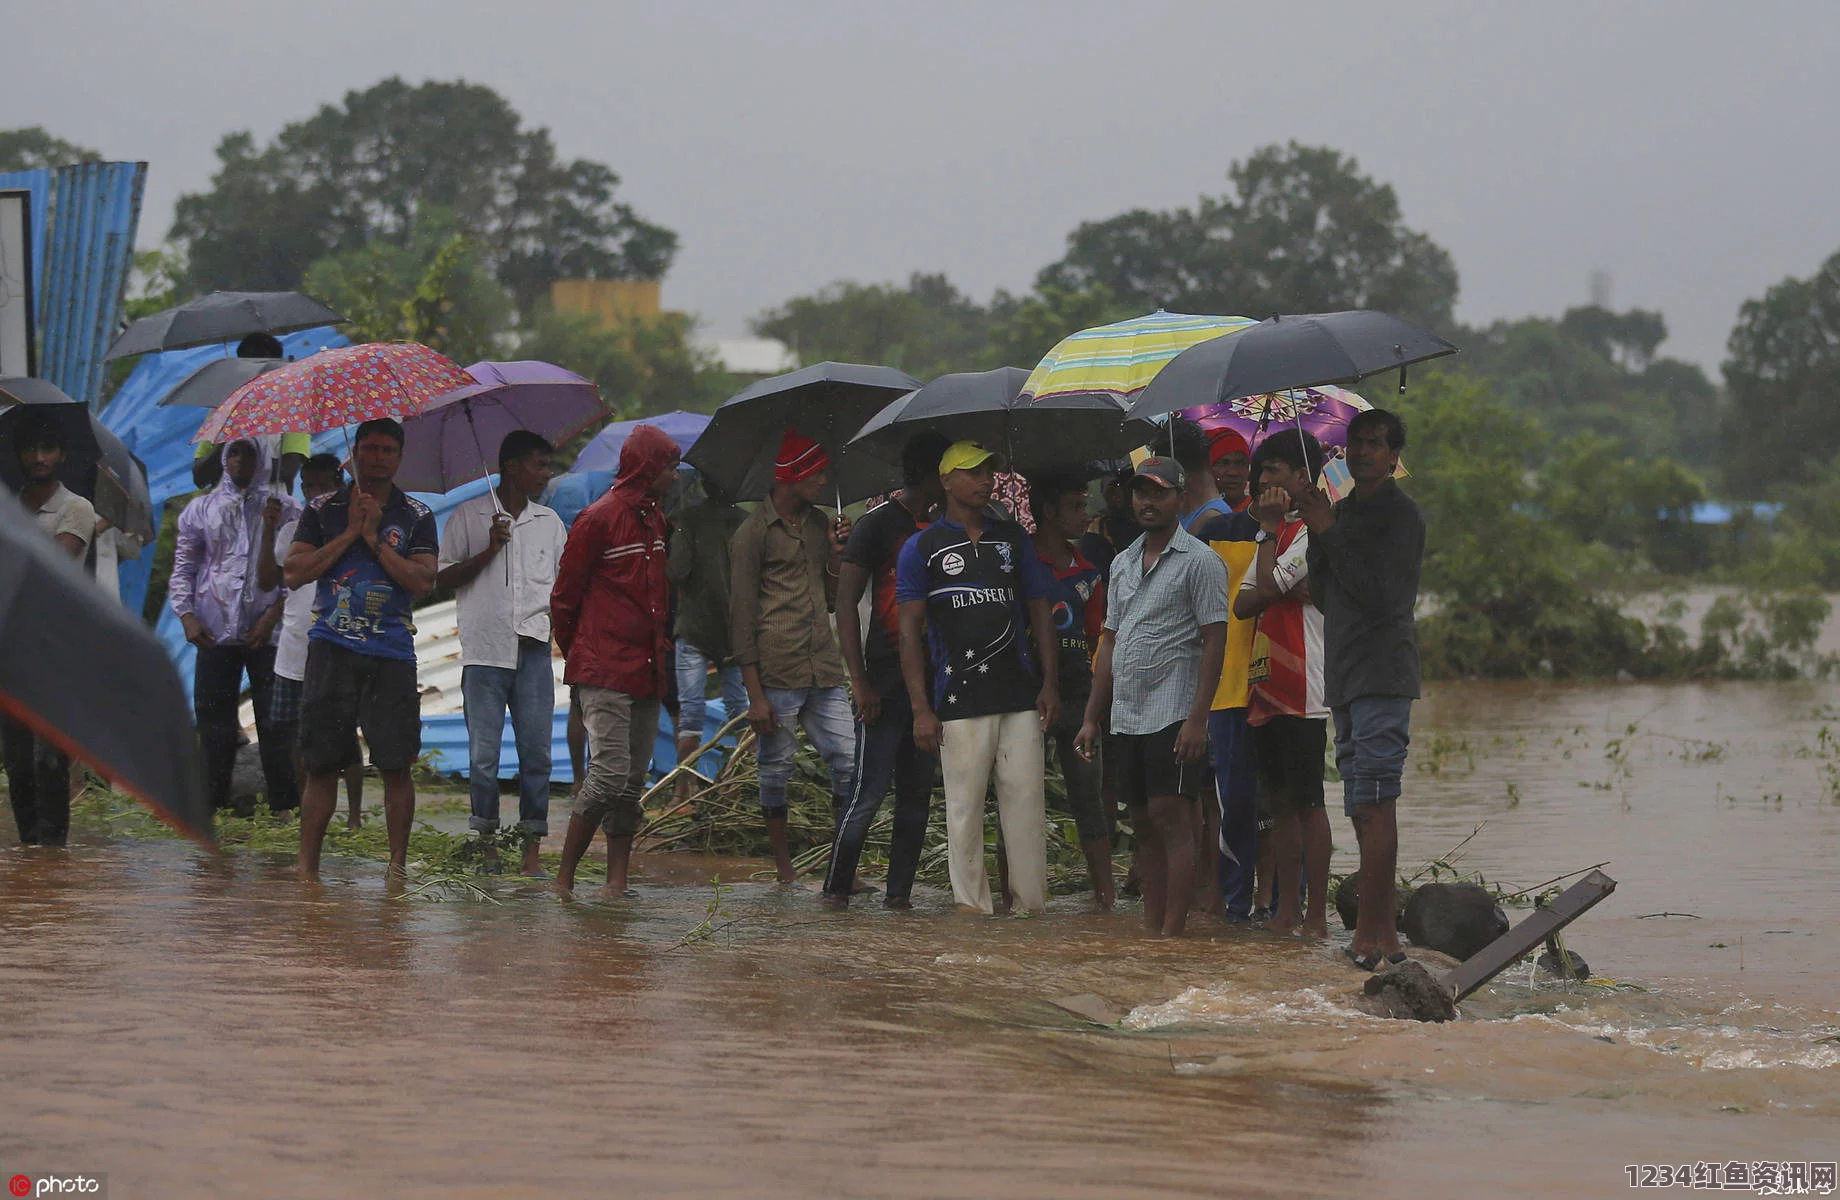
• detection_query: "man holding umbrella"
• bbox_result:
[728,430,858,884]
[5,411,96,845]
[170,436,299,817]
[285,419,440,880]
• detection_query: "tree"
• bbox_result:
[170,78,676,312]
[751,272,997,379]
[1719,247,1840,495]
[0,126,102,172]
[1037,142,1459,327]
[1443,308,1721,472]
[302,211,513,368]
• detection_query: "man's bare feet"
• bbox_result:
[346,814,361,830]
[1301,917,1329,939]
[481,841,502,875]
[1268,916,1301,937]
[551,877,575,899]
[596,883,634,901]
[521,842,544,877]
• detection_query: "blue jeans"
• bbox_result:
[1333,695,1413,817]
[756,685,858,814]
[462,639,555,835]
[1208,707,1259,919]
[675,642,748,748]
[823,690,933,900]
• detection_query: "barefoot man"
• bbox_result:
[549,423,680,899]
[1234,430,1332,939]
[1077,455,1227,936]
[286,419,439,880]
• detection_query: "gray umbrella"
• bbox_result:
[0,377,154,542]
[156,356,288,408]
[685,361,920,503]
[0,493,211,844]
[104,291,345,360]
[1128,310,1458,421]
[850,366,1132,471]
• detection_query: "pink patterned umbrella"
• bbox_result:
[192,342,475,443]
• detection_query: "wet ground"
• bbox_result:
[2,680,1837,1198]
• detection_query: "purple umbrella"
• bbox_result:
[396,360,608,494]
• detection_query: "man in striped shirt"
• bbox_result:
[1234,429,1331,939]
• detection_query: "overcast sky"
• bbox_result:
[10,0,1839,371]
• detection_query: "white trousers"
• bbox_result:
[939,709,1047,914]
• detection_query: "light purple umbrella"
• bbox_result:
[395,360,608,495]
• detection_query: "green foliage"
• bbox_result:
[169,78,676,313]
[302,210,512,367]
[1538,432,1708,574]
[1036,141,1459,326]
[1446,307,1722,472]
[751,272,999,380]
[1719,246,1840,494]
[0,126,102,171]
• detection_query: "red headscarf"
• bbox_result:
[774,429,830,484]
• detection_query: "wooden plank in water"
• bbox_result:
[1440,869,1618,1002]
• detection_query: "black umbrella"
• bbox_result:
[0,493,211,844]
[685,361,921,503]
[156,356,289,408]
[0,377,155,542]
[104,291,345,361]
[849,366,1132,471]
[1128,310,1458,421]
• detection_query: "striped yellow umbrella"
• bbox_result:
[1020,310,1255,404]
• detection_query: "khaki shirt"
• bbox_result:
[728,503,844,690]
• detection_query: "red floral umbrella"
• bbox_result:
[192,342,475,443]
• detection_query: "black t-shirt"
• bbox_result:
[842,496,932,697]
[894,516,1053,721]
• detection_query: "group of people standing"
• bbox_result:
[7,399,1425,963]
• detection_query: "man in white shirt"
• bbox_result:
[259,454,363,826]
[6,411,96,845]
[437,431,567,875]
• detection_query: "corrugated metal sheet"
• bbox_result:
[0,161,146,409]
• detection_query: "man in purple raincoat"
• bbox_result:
[170,437,302,815]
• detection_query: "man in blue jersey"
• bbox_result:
[285,418,439,881]
[896,441,1060,915]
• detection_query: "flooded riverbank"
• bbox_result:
[3,680,1837,1198]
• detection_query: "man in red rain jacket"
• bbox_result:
[550,423,681,898]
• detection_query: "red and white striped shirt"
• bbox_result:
[1242,519,1327,722]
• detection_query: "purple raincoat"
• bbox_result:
[168,438,301,643]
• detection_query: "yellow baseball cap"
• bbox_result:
[938,440,1006,476]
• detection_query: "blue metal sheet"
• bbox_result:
[0,161,145,409]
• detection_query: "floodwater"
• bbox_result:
[3,682,1838,1199]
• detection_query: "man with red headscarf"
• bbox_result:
[550,423,680,899]
[1207,427,1253,514]
[728,429,858,883]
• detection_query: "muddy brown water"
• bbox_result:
[2,681,1837,1198]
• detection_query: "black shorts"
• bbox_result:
[1251,715,1327,813]
[298,641,422,775]
[1108,722,1204,808]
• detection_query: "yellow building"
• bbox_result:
[550,279,663,329]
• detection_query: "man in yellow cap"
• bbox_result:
[894,441,1060,914]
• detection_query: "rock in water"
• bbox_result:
[1333,874,1414,932]
[228,742,266,817]
[1402,882,1509,961]
[1334,876,1359,930]
[1356,960,1457,1023]
[1537,946,1591,979]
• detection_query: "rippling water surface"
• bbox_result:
[2,681,1837,1198]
